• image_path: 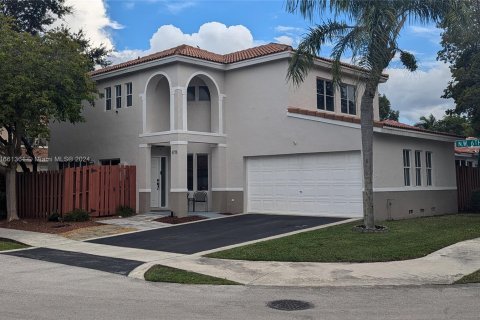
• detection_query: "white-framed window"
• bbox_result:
[316,79,334,111]
[105,87,111,111]
[340,83,356,115]
[415,150,422,186]
[126,82,132,107]
[426,151,433,186]
[115,85,122,109]
[403,149,411,186]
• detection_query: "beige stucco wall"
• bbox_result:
[373,132,456,189]
[48,54,457,218]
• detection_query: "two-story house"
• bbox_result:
[49,43,459,220]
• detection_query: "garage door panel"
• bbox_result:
[247,152,362,218]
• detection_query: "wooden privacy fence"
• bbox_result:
[16,165,136,219]
[456,166,480,212]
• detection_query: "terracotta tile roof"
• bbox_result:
[455,147,478,154]
[90,43,388,77]
[91,43,291,76]
[380,119,463,138]
[287,107,462,138]
[287,107,382,127]
[223,43,292,63]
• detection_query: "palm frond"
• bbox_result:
[287,21,353,86]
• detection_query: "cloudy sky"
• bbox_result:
[58,0,453,124]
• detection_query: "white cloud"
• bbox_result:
[275,25,303,33]
[107,22,259,64]
[379,61,453,124]
[408,25,441,44]
[51,0,122,50]
[165,1,196,13]
[409,26,439,35]
[274,35,294,46]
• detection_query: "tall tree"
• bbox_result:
[286,0,453,230]
[436,114,473,136]
[1,0,110,174]
[0,0,70,34]
[438,0,480,134]
[0,17,97,221]
[415,114,437,130]
[379,94,400,121]
[415,113,473,136]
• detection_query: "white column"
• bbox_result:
[140,93,146,133]
[182,87,188,131]
[169,89,175,131]
[138,144,151,190]
[219,94,225,134]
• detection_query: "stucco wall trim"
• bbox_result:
[287,112,361,129]
[171,188,189,192]
[211,188,244,192]
[373,187,457,192]
[288,112,458,142]
[376,127,458,142]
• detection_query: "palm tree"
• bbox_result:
[415,114,437,130]
[286,0,453,230]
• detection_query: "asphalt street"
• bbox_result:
[1,254,479,320]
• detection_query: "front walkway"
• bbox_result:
[2,222,480,286]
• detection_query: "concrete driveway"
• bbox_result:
[88,214,346,254]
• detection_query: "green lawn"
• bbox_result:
[455,269,480,284]
[0,238,28,251]
[144,265,240,285]
[206,214,480,263]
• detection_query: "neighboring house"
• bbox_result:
[0,128,49,172]
[455,137,478,167]
[49,43,459,220]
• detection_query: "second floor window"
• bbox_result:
[105,87,112,110]
[115,85,122,109]
[316,79,334,111]
[341,84,356,115]
[126,82,133,107]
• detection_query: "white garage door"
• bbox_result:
[247,152,363,218]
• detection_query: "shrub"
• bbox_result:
[472,190,480,213]
[47,213,61,222]
[64,209,90,222]
[116,206,135,218]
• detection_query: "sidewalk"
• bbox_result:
[1,227,479,287]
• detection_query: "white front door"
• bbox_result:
[151,157,167,208]
[246,151,363,218]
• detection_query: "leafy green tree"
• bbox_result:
[0,0,71,34]
[286,0,453,229]
[1,0,110,173]
[415,114,438,130]
[438,0,480,134]
[415,113,473,136]
[0,17,96,221]
[436,114,473,136]
[379,94,399,121]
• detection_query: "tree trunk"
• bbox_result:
[5,165,19,222]
[360,81,377,229]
